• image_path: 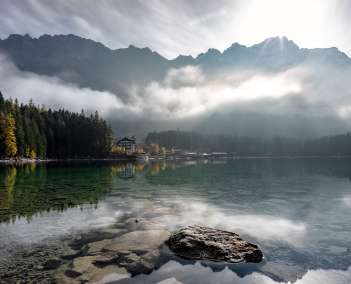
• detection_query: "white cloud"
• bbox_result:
[164,66,205,87]
[128,64,351,123]
[130,66,302,119]
[0,57,302,120]
[0,54,138,117]
[2,52,351,137]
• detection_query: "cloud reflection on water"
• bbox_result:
[114,260,351,284]
[150,200,306,246]
[0,203,117,246]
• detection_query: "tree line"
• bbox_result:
[0,92,113,159]
[146,130,351,156]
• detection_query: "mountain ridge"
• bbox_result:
[2,33,350,63]
[0,34,350,98]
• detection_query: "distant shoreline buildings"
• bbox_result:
[113,135,232,161]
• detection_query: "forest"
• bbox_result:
[0,92,113,159]
[146,130,351,156]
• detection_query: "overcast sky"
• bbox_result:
[0,0,350,58]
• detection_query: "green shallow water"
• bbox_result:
[0,159,351,283]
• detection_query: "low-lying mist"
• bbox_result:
[1,52,351,138]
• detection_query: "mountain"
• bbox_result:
[198,36,351,71]
[0,34,170,99]
[1,34,350,98]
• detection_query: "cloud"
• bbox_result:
[0,56,304,120]
[0,0,241,58]
[0,54,137,117]
[2,50,351,137]
[129,65,303,119]
[128,63,351,125]
[164,66,205,88]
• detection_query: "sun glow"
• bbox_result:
[222,0,335,51]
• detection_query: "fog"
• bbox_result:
[0,54,134,117]
[2,52,351,138]
[131,66,301,119]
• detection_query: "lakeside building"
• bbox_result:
[136,143,148,154]
[116,136,136,155]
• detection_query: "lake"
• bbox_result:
[0,159,351,283]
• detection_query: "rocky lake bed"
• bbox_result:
[0,215,263,284]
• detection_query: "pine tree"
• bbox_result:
[14,101,25,157]
[0,112,6,157]
[23,113,35,158]
[5,113,17,158]
[0,91,5,111]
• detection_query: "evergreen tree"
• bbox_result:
[5,114,17,157]
[14,101,25,157]
[0,92,5,111]
[0,112,6,157]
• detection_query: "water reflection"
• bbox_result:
[0,163,112,223]
[112,163,136,179]
[151,201,306,245]
[0,159,351,283]
[0,167,17,213]
[2,158,351,224]
[342,195,351,208]
[114,261,351,284]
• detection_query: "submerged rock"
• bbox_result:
[59,229,170,280]
[98,230,170,254]
[60,247,80,260]
[43,257,62,270]
[165,225,263,263]
[123,218,167,231]
[86,239,113,255]
[86,229,169,255]
[61,255,129,283]
[69,228,127,250]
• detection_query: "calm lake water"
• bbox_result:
[0,159,351,283]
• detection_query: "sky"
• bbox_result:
[0,0,350,58]
[1,0,351,138]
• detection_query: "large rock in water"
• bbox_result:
[166,225,263,263]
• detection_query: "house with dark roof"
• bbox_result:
[117,136,136,154]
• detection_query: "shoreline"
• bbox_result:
[0,157,137,165]
[1,155,351,165]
